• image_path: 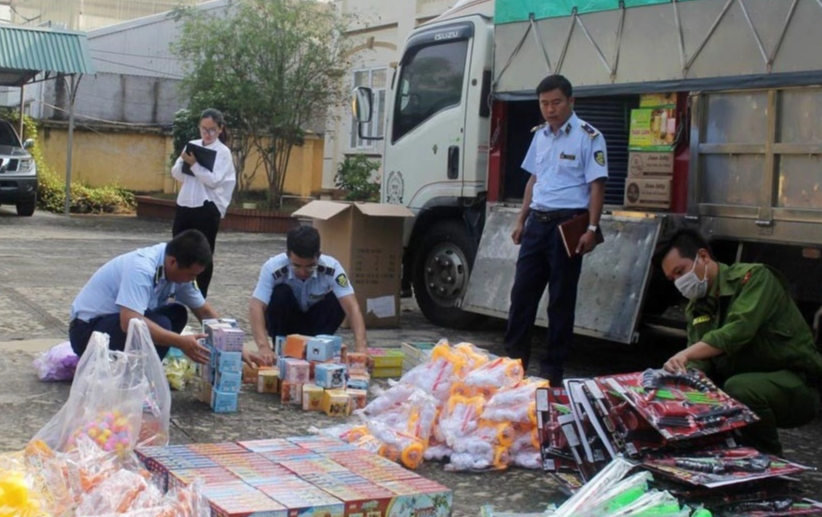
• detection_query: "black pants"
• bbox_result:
[172,201,221,298]
[504,211,585,384]
[265,284,346,338]
[68,303,189,359]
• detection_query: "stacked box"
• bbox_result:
[281,380,303,405]
[168,467,238,489]
[255,475,345,517]
[347,389,368,411]
[238,438,304,454]
[257,368,280,394]
[346,353,369,375]
[322,389,351,417]
[284,334,310,359]
[200,321,245,413]
[302,384,324,411]
[273,335,287,358]
[315,364,347,389]
[400,342,435,373]
[347,373,370,391]
[200,482,287,517]
[306,337,336,362]
[315,334,343,357]
[280,358,310,384]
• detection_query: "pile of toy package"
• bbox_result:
[319,339,546,472]
[535,370,821,516]
[136,436,452,517]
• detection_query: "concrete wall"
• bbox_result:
[39,122,325,199]
[322,0,457,191]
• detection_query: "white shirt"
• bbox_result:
[171,138,237,217]
[70,243,205,322]
[252,253,355,312]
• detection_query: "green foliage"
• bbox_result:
[170,108,200,166]
[335,155,380,201]
[1,109,136,214]
[173,0,354,207]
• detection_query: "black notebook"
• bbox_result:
[182,143,217,176]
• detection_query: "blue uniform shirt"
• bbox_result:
[522,113,609,210]
[252,253,355,312]
[70,243,206,322]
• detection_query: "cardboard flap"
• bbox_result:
[292,200,351,221]
[354,203,415,218]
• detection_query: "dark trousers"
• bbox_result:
[172,201,221,298]
[504,212,584,384]
[265,284,346,338]
[69,303,189,360]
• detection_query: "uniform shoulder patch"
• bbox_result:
[273,265,289,280]
[594,150,606,167]
[317,265,335,276]
[580,122,599,138]
[335,273,350,288]
[530,122,548,133]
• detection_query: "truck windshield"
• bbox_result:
[392,39,468,142]
[0,121,20,147]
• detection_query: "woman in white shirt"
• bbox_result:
[171,108,237,298]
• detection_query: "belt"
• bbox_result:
[530,208,587,222]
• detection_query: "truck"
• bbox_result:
[352,0,822,345]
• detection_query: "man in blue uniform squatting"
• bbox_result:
[69,229,262,366]
[504,74,608,387]
[249,226,368,366]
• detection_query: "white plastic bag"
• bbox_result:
[32,319,172,454]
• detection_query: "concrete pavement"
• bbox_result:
[1,207,820,513]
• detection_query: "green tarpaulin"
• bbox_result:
[495,0,704,25]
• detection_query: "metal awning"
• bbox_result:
[0,25,95,86]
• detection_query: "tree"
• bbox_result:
[173,0,352,207]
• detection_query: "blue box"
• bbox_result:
[316,335,342,356]
[314,363,347,389]
[210,390,238,413]
[346,375,370,391]
[215,370,242,392]
[306,337,336,362]
[274,335,287,358]
[216,350,243,373]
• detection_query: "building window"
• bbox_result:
[350,68,387,150]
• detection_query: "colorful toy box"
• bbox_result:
[257,368,280,394]
[315,363,347,389]
[281,381,303,406]
[306,337,337,362]
[284,334,310,359]
[322,389,351,417]
[280,358,310,384]
[302,384,324,412]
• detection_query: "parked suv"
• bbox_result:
[0,118,37,216]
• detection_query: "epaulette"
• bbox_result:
[317,265,335,276]
[273,265,289,280]
[154,266,163,286]
[580,122,599,138]
[530,122,548,133]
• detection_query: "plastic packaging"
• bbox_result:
[163,354,195,392]
[33,341,79,382]
[436,395,485,446]
[553,456,636,517]
[462,357,524,390]
[32,320,171,454]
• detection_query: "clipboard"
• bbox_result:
[182,143,217,176]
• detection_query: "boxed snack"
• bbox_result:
[306,337,336,362]
[284,335,310,359]
[280,358,311,384]
[257,368,280,394]
[302,384,324,412]
[322,389,351,417]
[281,381,303,406]
[347,373,370,391]
[347,388,368,411]
[216,350,243,373]
[211,390,239,413]
[215,370,242,393]
[315,364,347,389]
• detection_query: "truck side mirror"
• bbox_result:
[352,86,373,123]
[23,138,34,150]
[352,86,383,141]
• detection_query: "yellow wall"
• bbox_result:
[39,123,324,199]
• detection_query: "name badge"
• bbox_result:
[559,153,576,160]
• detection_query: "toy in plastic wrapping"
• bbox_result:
[424,444,453,461]
[462,357,524,390]
[362,383,417,415]
[365,421,426,469]
[163,355,196,391]
[552,456,636,517]
[575,471,653,517]
[445,443,510,472]
[511,448,542,470]
[436,395,485,446]
[68,409,136,456]
[32,321,171,455]
[0,469,40,517]
[33,341,79,382]
[401,357,458,402]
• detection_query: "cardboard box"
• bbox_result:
[215,370,242,393]
[624,178,672,210]
[372,367,403,379]
[211,390,238,413]
[628,151,674,178]
[216,351,243,374]
[302,384,324,411]
[284,335,309,359]
[280,358,310,384]
[281,381,303,405]
[367,348,404,368]
[292,201,414,329]
[306,337,336,362]
[629,108,677,151]
[316,335,343,356]
[346,353,369,376]
[315,363,347,389]
[257,369,280,394]
[347,389,367,411]
[346,373,370,391]
[322,389,351,417]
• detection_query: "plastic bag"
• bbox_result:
[33,341,79,382]
[32,319,171,454]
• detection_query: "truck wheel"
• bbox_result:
[413,220,486,329]
[16,198,35,217]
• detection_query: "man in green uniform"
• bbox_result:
[654,229,822,454]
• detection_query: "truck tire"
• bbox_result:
[16,198,35,217]
[413,220,486,329]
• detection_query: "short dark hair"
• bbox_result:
[653,228,714,269]
[201,108,227,144]
[166,229,212,268]
[287,226,321,258]
[536,74,573,98]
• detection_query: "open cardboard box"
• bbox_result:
[293,201,414,328]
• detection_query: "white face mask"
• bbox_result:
[675,256,708,300]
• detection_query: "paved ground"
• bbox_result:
[1,207,820,514]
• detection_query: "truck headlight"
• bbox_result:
[19,159,34,173]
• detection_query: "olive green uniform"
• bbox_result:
[686,262,822,454]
